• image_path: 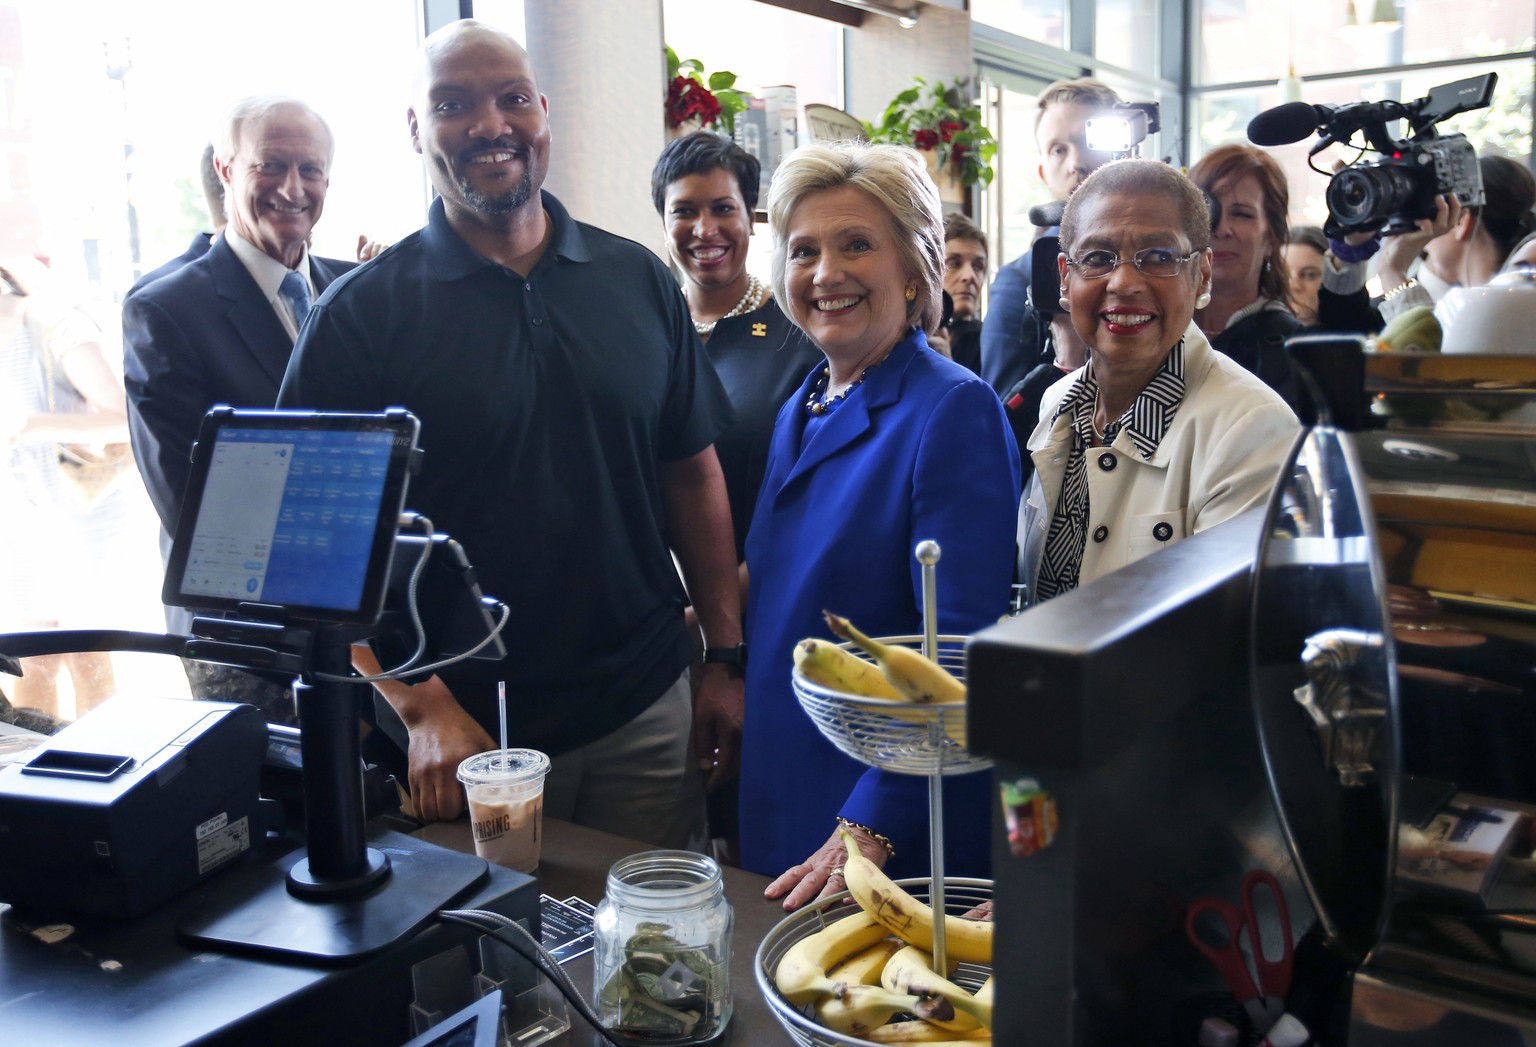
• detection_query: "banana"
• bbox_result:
[824,611,966,705]
[794,637,903,699]
[881,945,990,1032]
[773,909,890,1005]
[973,977,993,1008]
[866,1020,992,1043]
[813,984,948,1037]
[840,831,994,965]
[826,936,903,987]
[799,632,968,745]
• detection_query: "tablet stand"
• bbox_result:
[175,618,490,962]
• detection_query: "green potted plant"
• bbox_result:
[665,45,753,136]
[864,76,997,189]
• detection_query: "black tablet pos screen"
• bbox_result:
[163,408,418,625]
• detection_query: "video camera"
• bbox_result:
[1247,73,1497,238]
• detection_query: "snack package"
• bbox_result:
[1001,777,1059,858]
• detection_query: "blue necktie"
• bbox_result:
[279,270,312,331]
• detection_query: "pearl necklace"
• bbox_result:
[694,273,767,338]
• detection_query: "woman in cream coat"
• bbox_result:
[1018,160,1298,601]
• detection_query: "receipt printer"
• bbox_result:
[0,697,267,918]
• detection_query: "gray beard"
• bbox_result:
[459,167,535,216]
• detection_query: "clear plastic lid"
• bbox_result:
[455,747,550,788]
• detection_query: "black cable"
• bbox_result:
[437,908,626,1047]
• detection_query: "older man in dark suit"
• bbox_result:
[122,95,354,709]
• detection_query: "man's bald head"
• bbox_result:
[413,20,530,106]
[408,18,551,226]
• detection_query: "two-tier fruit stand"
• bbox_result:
[756,541,995,1046]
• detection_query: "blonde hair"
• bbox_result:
[767,142,944,332]
[1034,77,1123,138]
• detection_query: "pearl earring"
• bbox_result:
[1058,297,1071,312]
[1196,290,1212,309]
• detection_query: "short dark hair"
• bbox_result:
[200,143,225,226]
[943,212,988,256]
[651,131,762,215]
[1061,158,1210,255]
[1476,154,1536,265]
[1286,225,1328,254]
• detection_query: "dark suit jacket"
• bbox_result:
[122,233,355,537]
[126,232,214,298]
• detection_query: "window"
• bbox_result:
[1095,0,1161,77]
[972,0,1068,50]
[1199,0,1535,86]
[0,0,425,717]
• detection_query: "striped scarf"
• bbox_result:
[1036,341,1187,600]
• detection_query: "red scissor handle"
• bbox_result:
[1185,897,1261,1003]
[1242,869,1294,1001]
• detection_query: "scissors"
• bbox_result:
[1185,869,1295,1034]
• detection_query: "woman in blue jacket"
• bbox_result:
[740,142,1021,910]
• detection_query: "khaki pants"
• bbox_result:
[541,671,707,852]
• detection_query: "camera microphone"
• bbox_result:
[1028,200,1066,228]
[1247,102,1328,146]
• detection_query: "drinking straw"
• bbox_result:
[498,680,508,755]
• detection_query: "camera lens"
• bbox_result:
[1327,163,1421,228]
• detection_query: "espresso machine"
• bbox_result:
[969,343,1536,1044]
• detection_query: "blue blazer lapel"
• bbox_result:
[207,237,292,388]
[774,330,921,494]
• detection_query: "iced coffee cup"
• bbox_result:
[456,748,551,873]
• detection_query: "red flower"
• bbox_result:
[952,143,969,161]
[665,74,723,128]
[939,120,965,143]
[913,128,940,150]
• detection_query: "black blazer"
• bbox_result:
[122,233,355,536]
[126,232,214,298]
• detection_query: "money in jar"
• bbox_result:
[593,850,733,1044]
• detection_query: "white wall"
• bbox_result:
[844,4,975,129]
[525,0,668,248]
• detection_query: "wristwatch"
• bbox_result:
[702,643,748,677]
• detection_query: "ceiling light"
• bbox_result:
[826,0,922,28]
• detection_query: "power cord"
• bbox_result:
[313,512,512,685]
[437,908,626,1047]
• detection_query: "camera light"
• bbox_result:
[1086,110,1150,154]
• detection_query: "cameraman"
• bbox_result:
[981,78,1121,395]
[1340,156,1536,322]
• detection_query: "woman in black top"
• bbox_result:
[1187,144,1305,414]
[651,132,824,561]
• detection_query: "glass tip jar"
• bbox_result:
[593,849,733,1044]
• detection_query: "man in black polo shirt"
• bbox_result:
[278,20,743,850]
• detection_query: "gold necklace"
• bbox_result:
[694,273,766,338]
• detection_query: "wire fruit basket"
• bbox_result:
[755,877,994,1047]
[791,635,993,778]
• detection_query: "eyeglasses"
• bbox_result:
[1064,246,1199,280]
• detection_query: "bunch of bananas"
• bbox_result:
[793,611,968,745]
[770,832,994,1043]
